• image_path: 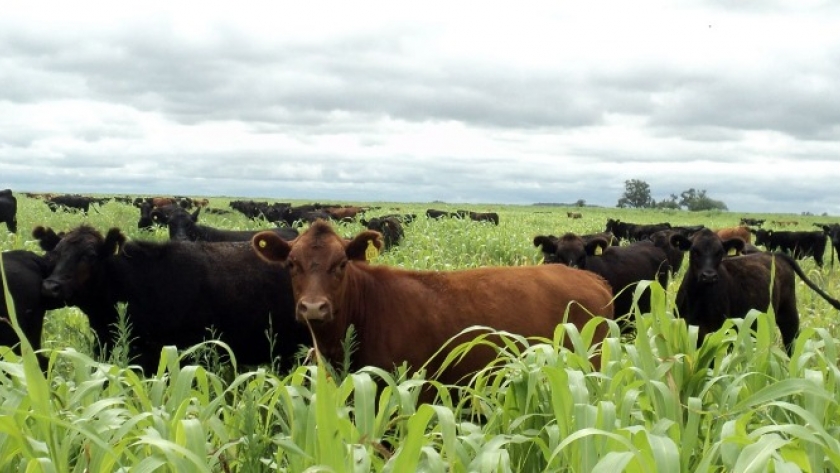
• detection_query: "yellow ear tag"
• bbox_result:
[594,246,603,256]
[259,239,267,249]
[727,247,737,256]
[365,239,379,261]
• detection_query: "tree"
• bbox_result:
[656,193,681,210]
[617,179,654,208]
[679,188,728,211]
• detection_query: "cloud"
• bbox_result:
[1,1,839,215]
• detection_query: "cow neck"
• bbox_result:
[680,271,731,324]
[69,253,122,343]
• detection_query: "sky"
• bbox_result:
[2,1,839,214]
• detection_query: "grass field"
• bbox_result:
[2,194,840,472]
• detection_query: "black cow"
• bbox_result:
[752,229,827,267]
[138,203,182,230]
[534,232,670,331]
[1,250,63,369]
[36,225,310,373]
[605,219,672,242]
[366,213,416,225]
[649,230,687,274]
[166,207,299,242]
[0,189,17,233]
[815,223,840,267]
[426,209,460,219]
[361,217,404,250]
[671,228,840,353]
[467,211,500,225]
[45,194,108,213]
[740,217,765,227]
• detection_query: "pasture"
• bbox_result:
[2,194,840,472]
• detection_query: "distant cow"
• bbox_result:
[815,223,840,267]
[0,189,17,233]
[671,228,840,353]
[467,211,499,225]
[45,194,109,213]
[251,221,614,387]
[605,219,672,242]
[323,206,367,221]
[36,225,310,373]
[166,207,298,243]
[1,250,64,369]
[426,209,460,219]
[366,213,416,225]
[752,229,827,267]
[716,226,752,244]
[534,232,670,331]
[567,212,582,219]
[360,216,404,250]
[740,218,765,227]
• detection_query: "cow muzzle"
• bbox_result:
[698,270,719,284]
[296,299,332,323]
[41,278,67,299]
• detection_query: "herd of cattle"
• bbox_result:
[3,188,840,387]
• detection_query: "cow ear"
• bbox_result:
[670,233,692,251]
[533,235,558,253]
[585,238,608,256]
[191,207,201,222]
[346,230,382,261]
[103,228,127,256]
[33,226,61,251]
[252,231,291,262]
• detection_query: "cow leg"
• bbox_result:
[775,302,800,355]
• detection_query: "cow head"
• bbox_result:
[36,225,126,300]
[752,229,772,246]
[533,233,594,268]
[252,220,383,324]
[167,207,201,241]
[533,235,561,264]
[671,228,744,284]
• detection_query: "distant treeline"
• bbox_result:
[532,202,602,208]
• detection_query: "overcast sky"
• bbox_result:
[2,1,839,214]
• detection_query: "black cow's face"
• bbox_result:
[753,229,771,246]
[39,226,124,300]
[167,208,200,241]
[682,229,744,285]
[556,242,587,268]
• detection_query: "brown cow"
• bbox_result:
[716,226,752,244]
[251,221,614,387]
[324,206,366,221]
[567,212,582,219]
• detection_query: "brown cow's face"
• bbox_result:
[252,221,382,325]
[38,226,125,300]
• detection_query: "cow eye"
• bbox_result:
[332,260,347,274]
